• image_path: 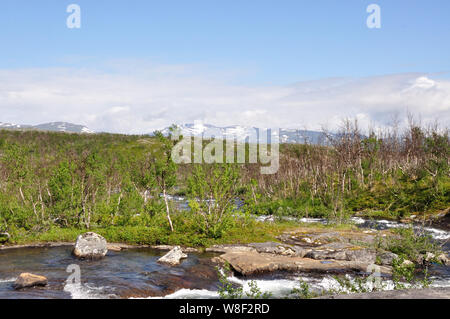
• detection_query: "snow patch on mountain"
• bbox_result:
[158,123,330,144]
[0,121,94,134]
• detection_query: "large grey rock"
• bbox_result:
[305,249,347,260]
[14,273,48,290]
[157,246,188,266]
[345,249,377,263]
[377,251,399,266]
[248,242,309,257]
[205,244,256,254]
[72,232,108,259]
[219,251,392,276]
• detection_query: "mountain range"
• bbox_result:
[0,121,95,134]
[159,123,330,144]
[0,121,330,144]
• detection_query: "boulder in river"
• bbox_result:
[14,273,48,290]
[157,246,187,266]
[72,232,108,259]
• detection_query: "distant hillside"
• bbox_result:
[0,121,94,134]
[157,123,331,144]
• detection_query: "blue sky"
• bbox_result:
[0,1,449,132]
[1,0,450,83]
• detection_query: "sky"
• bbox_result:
[0,0,449,133]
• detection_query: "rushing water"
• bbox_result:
[0,247,222,299]
[1,215,449,299]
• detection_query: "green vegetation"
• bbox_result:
[217,264,272,299]
[290,279,319,299]
[243,120,449,221]
[0,117,448,247]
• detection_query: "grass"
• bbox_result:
[5,218,297,248]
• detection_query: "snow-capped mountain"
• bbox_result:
[0,122,28,130]
[158,123,329,144]
[0,121,94,134]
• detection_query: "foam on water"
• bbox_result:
[228,275,300,297]
[429,277,450,288]
[146,289,220,299]
[256,214,450,241]
[0,278,16,284]
[350,217,366,224]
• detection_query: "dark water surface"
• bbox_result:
[0,247,220,299]
[1,216,449,299]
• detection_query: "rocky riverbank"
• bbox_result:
[317,287,450,299]
[1,219,449,299]
[208,226,403,276]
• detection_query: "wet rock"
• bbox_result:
[157,246,188,266]
[219,251,392,276]
[72,232,108,259]
[248,242,308,257]
[107,244,122,252]
[438,254,449,265]
[206,245,256,254]
[319,242,355,250]
[305,249,347,261]
[377,251,398,266]
[14,273,48,290]
[345,249,377,264]
[152,245,199,253]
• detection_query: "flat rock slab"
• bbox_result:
[317,287,450,299]
[219,251,391,276]
[206,245,257,254]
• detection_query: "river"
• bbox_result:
[0,216,449,299]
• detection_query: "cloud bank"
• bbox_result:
[0,66,449,134]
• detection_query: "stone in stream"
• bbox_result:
[72,232,108,259]
[14,273,48,290]
[157,246,188,266]
[305,249,347,261]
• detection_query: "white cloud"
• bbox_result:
[0,66,448,134]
